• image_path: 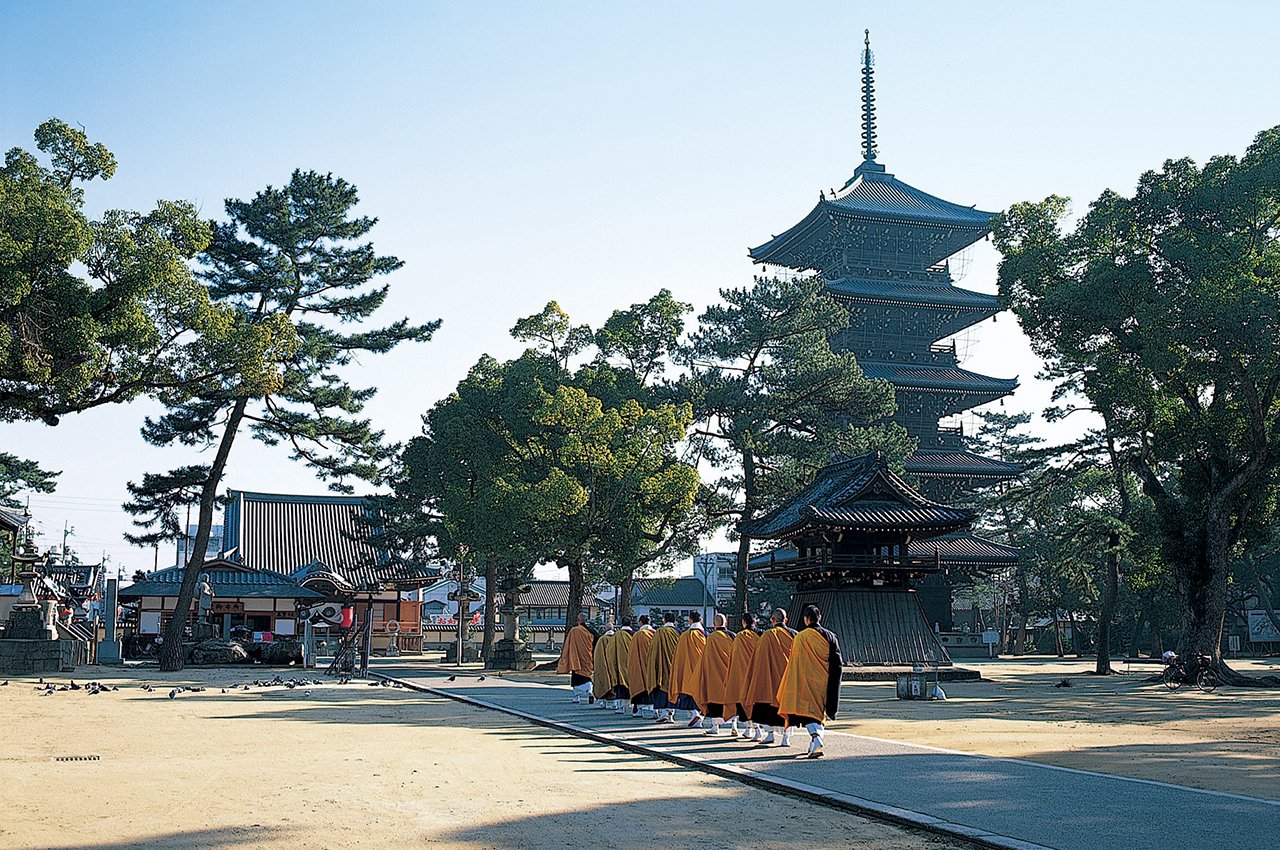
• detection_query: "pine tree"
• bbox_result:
[126,170,438,671]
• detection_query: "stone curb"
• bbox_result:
[374,671,1055,850]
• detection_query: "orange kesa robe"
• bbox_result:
[556,624,596,678]
[696,627,735,719]
[645,624,680,694]
[593,631,616,697]
[629,627,655,694]
[668,625,707,701]
[611,628,634,691]
[778,625,842,724]
[743,625,793,713]
[724,628,759,712]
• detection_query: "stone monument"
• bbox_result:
[0,570,76,674]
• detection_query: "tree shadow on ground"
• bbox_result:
[434,791,959,850]
[44,826,292,850]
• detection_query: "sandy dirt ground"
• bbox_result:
[504,655,1280,800]
[0,666,959,850]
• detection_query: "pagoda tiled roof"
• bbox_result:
[905,450,1021,479]
[826,277,998,311]
[750,164,994,271]
[828,166,995,226]
[745,452,973,541]
[859,362,1018,396]
[907,532,1019,566]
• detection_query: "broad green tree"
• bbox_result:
[682,275,908,614]
[126,170,438,671]
[2,120,248,500]
[994,126,1280,670]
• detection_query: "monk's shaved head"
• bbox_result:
[577,612,588,625]
[771,608,788,625]
[713,613,727,628]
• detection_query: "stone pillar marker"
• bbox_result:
[98,577,123,664]
[487,579,535,670]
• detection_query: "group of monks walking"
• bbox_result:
[556,603,843,758]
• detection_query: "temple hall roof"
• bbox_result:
[907,532,1019,567]
[745,452,974,541]
[632,576,716,609]
[223,490,438,593]
[120,561,326,600]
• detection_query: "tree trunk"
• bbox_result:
[565,561,584,633]
[1128,609,1144,659]
[1177,506,1230,663]
[619,572,634,621]
[1096,531,1120,674]
[734,448,756,616]
[158,397,249,672]
[1013,571,1030,655]
[482,557,497,659]
[1053,616,1064,657]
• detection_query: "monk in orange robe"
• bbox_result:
[556,613,597,704]
[724,612,761,739]
[696,613,735,734]
[645,611,681,722]
[669,610,708,727]
[779,603,844,757]
[608,618,634,713]
[743,607,796,746]
[592,626,616,707]
[627,614,656,717]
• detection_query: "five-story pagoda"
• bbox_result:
[749,32,1019,632]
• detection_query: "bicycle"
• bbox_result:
[1160,651,1219,692]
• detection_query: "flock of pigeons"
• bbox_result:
[7,674,410,700]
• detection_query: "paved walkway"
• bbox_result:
[378,665,1278,850]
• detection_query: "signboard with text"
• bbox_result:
[1247,610,1280,643]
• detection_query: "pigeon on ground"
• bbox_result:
[477,675,486,681]
[168,689,178,699]
[141,684,155,692]
[446,675,456,682]
[304,690,312,697]
[69,680,81,690]
[1054,679,1073,688]
[221,688,227,694]
[1,680,8,686]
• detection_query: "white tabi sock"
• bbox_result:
[780,726,792,747]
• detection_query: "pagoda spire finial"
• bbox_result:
[861,28,877,162]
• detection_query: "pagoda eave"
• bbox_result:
[859,362,1019,396]
[905,450,1022,480]
[750,201,992,272]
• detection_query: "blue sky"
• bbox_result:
[4,1,1279,573]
